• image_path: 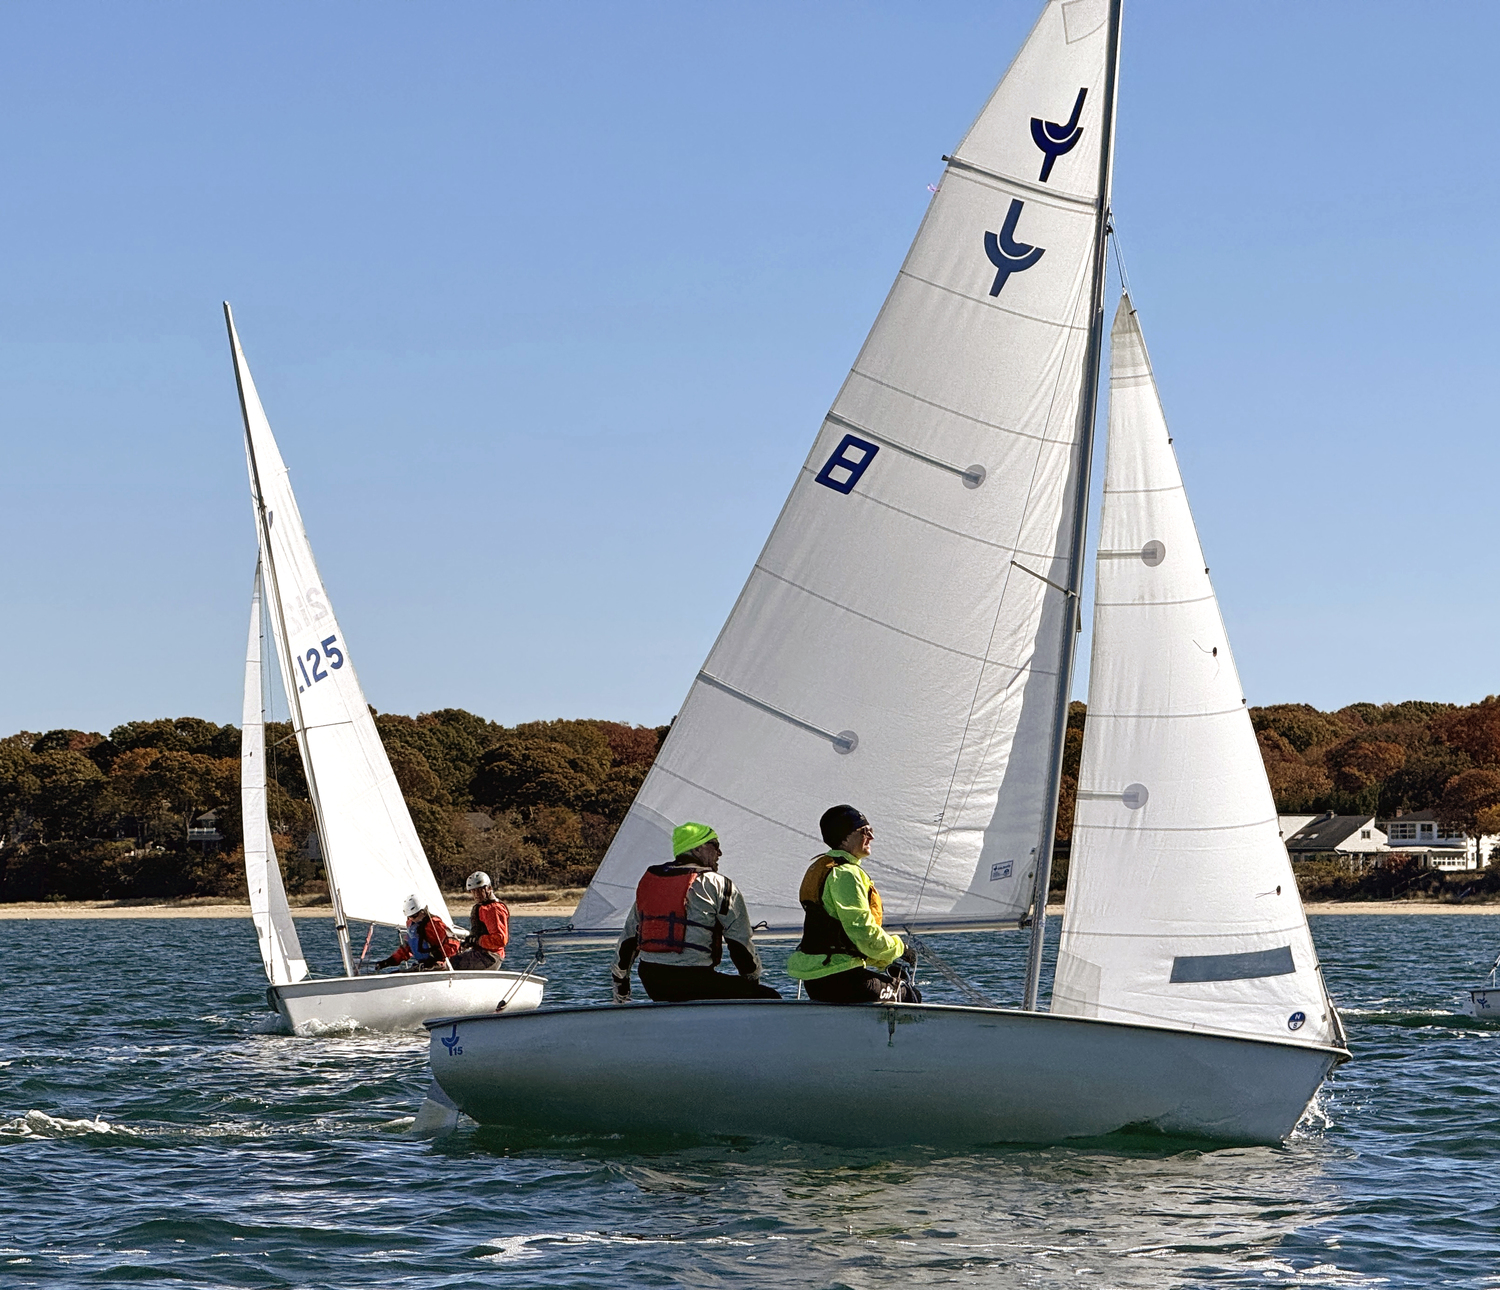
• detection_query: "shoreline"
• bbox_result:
[4,898,1498,921]
[0,898,582,920]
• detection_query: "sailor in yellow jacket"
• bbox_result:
[786,804,920,1003]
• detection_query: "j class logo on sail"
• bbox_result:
[983,200,1045,296]
[977,86,1088,298]
[1031,87,1087,182]
[294,635,345,694]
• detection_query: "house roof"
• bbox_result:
[1285,814,1375,851]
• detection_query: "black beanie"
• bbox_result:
[820,804,870,848]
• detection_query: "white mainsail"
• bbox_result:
[226,305,451,935]
[1052,297,1340,1047]
[578,0,1118,931]
[242,560,308,986]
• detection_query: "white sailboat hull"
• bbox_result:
[1467,987,1497,1019]
[425,1000,1344,1146]
[270,970,545,1035]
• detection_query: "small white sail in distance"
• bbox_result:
[577,0,1117,932]
[242,558,308,985]
[1053,296,1339,1048]
[226,304,451,931]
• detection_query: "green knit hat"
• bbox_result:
[672,821,718,857]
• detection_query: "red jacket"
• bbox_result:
[468,899,509,956]
[389,913,460,965]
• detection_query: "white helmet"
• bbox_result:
[402,894,424,920]
[465,871,492,891]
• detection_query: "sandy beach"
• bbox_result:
[0,896,583,920]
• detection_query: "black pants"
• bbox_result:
[637,963,782,1002]
[449,947,500,971]
[802,967,921,1004]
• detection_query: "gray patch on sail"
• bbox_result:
[1051,951,1102,1017]
[1140,539,1165,566]
[1121,783,1148,809]
[1062,0,1107,43]
[1170,945,1295,984]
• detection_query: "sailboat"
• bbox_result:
[423,0,1347,1143]
[228,306,545,1033]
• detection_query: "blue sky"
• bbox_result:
[2,2,1497,737]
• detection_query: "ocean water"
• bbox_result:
[2,913,1498,1288]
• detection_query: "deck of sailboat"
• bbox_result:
[425,998,1347,1147]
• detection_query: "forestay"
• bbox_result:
[1052,297,1339,1048]
[577,0,1117,931]
[242,561,308,985]
[227,306,451,930]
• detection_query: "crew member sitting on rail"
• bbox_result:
[785,805,920,1003]
[611,822,781,1003]
[373,895,460,972]
[450,871,509,971]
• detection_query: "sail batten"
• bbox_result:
[578,0,1117,934]
[226,305,451,938]
[1052,296,1338,1048]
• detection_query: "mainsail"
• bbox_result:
[226,305,451,938]
[577,0,1119,931]
[1052,297,1340,1047]
[242,559,308,986]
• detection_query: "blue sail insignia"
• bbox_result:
[815,434,880,494]
[1031,87,1087,182]
[983,200,1045,296]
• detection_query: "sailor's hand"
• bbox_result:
[374,956,396,971]
[899,944,918,968]
[610,971,631,1004]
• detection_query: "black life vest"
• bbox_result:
[635,864,725,961]
[795,853,865,965]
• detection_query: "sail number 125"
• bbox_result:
[296,635,345,693]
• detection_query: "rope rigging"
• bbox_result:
[902,929,1000,1009]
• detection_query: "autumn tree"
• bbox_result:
[1439,768,1500,834]
[1433,699,1500,768]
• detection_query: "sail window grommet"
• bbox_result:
[1122,783,1148,809]
[834,730,859,755]
[962,465,987,489]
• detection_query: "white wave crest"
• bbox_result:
[0,1110,138,1139]
[477,1231,764,1263]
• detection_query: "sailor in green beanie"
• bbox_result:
[611,821,781,1003]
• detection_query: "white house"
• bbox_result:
[1280,814,1387,870]
[1378,809,1497,871]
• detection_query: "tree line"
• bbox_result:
[5,694,1499,902]
[0,711,665,902]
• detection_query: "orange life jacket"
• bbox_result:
[636,865,720,957]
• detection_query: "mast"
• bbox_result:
[1021,0,1123,1011]
[226,303,356,978]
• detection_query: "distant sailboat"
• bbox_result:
[424,0,1347,1143]
[228,305,544,1032]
